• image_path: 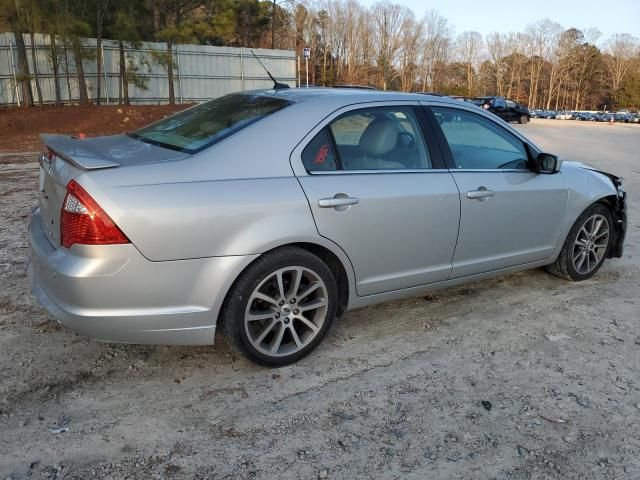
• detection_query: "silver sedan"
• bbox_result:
[29,89,627,366]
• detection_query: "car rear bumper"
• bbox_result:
[28,209,257,345]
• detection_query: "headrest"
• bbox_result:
[359,117,398,157]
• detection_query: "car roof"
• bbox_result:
[242,87,461,106]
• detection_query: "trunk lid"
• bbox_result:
[38,134,189,248]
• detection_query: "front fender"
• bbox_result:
[555,162,626,259]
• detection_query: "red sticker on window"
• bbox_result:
[314,144,330,164]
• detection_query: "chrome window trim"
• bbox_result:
[306,168,451,175]
[306,168,533,175]
[451,168,533,173]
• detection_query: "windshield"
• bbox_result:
[130,93,291,153]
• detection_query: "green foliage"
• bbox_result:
[127,54,150,90]
[150,48,171,69]
[112,10,142,43]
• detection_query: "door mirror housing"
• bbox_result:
[536,153,560,174]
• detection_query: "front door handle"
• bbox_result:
[318,195,359,209]
[466,187,495,200]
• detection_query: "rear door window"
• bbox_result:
[329,107,432,170]
[131,93,290,153]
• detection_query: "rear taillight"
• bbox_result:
[61,180,129,248]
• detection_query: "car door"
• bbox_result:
[426,104,568,278]
[491,97,508,121]
[505,100,519,121]
[293,103,461,297]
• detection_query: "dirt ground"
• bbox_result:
[0,104,190,153]
[0,119,639,479]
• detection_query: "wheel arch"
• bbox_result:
[595,194,626,258]
[291,242,350,317]
[216,240,355,334]
[553,193,623,265]
[552,165,622,262]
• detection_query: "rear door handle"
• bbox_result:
[466,188,495,200]
[318,196,359,208]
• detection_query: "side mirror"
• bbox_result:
[536,153,560,174]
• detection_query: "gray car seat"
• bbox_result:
[341,117,405,170]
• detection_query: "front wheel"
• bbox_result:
[519,115,529,124]
[221,247,338,367]
[546,204,613,281]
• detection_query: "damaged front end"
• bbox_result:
[587,168,627,259]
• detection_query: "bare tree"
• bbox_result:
[503,32,527,100]
[545,28,581,109]
[419,9,451,92]
[398,12,423,91]
[370,1,409,90]
[524,19,562,108]
[95,0,111,105]
[571,30,601,109]
[455,31,483,95]
[486,32,507,95]
[603,33,639,102]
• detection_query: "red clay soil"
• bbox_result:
[0,104,191,153]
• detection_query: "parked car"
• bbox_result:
[471,96,531,124]
[575,112,595,121]
[29,89,627,366]
[555,111,573,120]
[596,113,615,122]
[615,113,632,123]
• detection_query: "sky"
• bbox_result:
[358,0,640,44]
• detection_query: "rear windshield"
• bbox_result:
[130,93,290,153]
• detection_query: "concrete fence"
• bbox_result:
[0,32,297,106]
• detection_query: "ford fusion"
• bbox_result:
[29,89,627,366]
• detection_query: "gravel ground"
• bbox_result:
[0,119,639,479]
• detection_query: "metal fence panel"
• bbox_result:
[0,33,297,106]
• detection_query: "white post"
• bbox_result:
[297,55,300,87]
[305,56,309,88]
[9,41,21,107]
[102,43,109,104]
[240,49,245,91]
[176,46,183,104]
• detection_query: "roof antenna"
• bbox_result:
[250,50,290,90]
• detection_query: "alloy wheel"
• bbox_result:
[572,213,609,275]
[244,266,329,357]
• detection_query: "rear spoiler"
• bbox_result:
[40,134,120,170]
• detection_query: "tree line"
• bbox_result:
[1,0,639,110]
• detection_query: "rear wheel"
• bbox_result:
[221,247,338,367]
[546,204,613,281]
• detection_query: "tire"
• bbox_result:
[546,203,613,281]
[519,115,529,124]
[221,247,338,367]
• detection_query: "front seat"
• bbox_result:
[342,117,405,170]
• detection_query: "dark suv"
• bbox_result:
[470,96,531,124]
